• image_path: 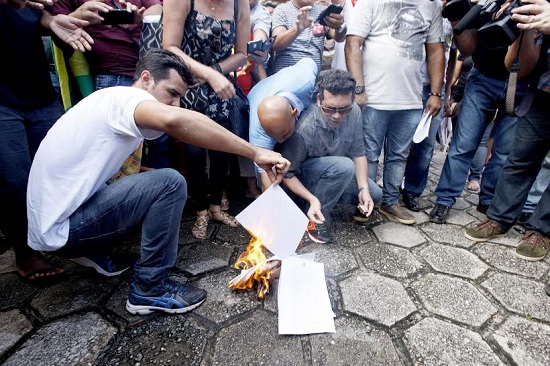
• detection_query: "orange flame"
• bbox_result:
[231,235,272,299]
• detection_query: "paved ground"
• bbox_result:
[1,149,550,366]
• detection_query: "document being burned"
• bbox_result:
[229,185,335,335]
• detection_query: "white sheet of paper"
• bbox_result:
[236,185,309,259]
[413,112,432,143]
[278,256,335,335]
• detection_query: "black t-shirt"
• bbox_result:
[472,44,510,80]
[0,7,57,108]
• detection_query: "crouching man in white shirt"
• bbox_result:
[26,49,290,315]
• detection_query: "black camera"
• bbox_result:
[443,0,522,49]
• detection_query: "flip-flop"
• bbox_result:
[466,180,481,193]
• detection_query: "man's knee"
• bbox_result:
[153,168,187,197]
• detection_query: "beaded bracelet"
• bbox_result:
[428,92,442,97]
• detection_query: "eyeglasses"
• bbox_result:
[320,103,353,115]
[210,20,222,54]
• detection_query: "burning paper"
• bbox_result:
[229,184,335,335]
[228,235,281,299]
[235,185,309,259]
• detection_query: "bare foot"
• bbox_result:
[16,251,64,281]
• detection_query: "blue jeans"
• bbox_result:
[363,107,423,205]
[403,84,445,197]
[468,122,494,182]
[0,100,64,252]
[488,90,550,234]
[435,68,523,207]
[523,151,550,213]
[94,74,133,90]
[53,169,187,288]
[297,156,382,223]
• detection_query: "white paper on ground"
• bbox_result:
[278,256,335,335]
[235,185,309,259]
[413,112,432,143]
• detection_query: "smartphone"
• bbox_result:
[247,40,263,54]
[316,4,344,26]
[101,9,134,25]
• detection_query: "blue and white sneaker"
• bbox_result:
[126,278,207,315]
[71,255,130,277]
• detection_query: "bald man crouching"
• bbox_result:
[248,58,317,190]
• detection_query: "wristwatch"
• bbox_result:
[355,85,365,94]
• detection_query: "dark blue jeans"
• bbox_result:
[403,84,445,197]
[488,90,550,235]
[53,169,187,288]
[435,68,524,207]
[0,100,64,251]
[297,156,383,224]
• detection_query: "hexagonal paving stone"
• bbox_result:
[30,277,117,319]
[208,310,305,365]
[0,310,32,356]
[446,209,476,226]
[356,243,423,278]
[331,221,375,248]
[420,223,473,248]
[404,317,503,366]
[488,229,523,247]
[408,210,430,225]
[473,243,550,280]
[453,197,472,210]
[340,270,417,326]
[373,223,425,248]
[311,315,401,365]
[297,245,359,277]
[177,242,234,276]
[3,312,116,366]
[411,273,497,326]
[0,274,37,310]
[419,243,488,279]
[492,316,550,366]
[101,313,208,366]
[194,269,261,325]
[0,249,16,275]
[481,273,550,322]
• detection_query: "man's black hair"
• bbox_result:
[133,48,194,85]
[317,69,356,100]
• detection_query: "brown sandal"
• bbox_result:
[209,209,240,228]
[192,214,210,239]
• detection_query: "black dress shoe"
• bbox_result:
[477,203,489,214]
[429,203,450,224]
[402,194,421,212]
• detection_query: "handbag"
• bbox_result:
[139,14,163,57]
[228,0,250,140]
[229,79,250,140]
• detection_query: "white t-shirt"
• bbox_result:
[27,86,161,251]
[347,0,443,110]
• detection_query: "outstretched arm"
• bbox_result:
[135,101,290,184]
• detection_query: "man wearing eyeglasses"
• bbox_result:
[277,69,382,244]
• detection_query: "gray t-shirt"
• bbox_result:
[272,2,326,74]
[347,0,443,110]
[279,103,364,179]
[251,2,271,36]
